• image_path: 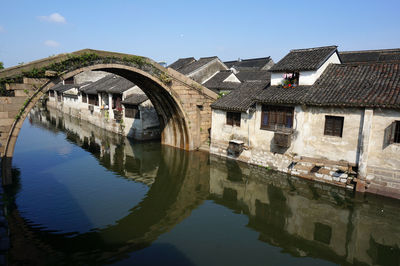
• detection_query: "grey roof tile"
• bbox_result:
[224,57,272,70]
[269,46,338,72]
[339,48,400,64]
[80,74,134,95]
[256,62,400,108]
[235,70,270,82]
[303,62,400,108]
[168,57,196,71]
[122,94,148,105]
[178,56,218,75]
[203,70,241,92]
[211,81,269,112]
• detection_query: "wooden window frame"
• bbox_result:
[391,121,400,144]
[226,112,241,127]
[324,116,344,137]
[260,105,294,132]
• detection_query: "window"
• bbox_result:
[387,121,400,144]
[88,94,98,106]
[226,112,241,127]
[261,105,294,131]
[395,121,400,143]
[112,94,122,110]
[125,105,140,119]
[324,116,344,137]
[282,72,300,87]
[49,90,55,97]
[81,92,87,103]
[64,77,74,84]
[57,95,62,102]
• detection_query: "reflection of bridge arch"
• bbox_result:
[7,140,210,264]
[0,50,217,175]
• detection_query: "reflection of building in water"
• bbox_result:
[29,106,159,185]
[47,71,160,141]
[209,156,400,265]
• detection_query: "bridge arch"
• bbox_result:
[0,50,217,180]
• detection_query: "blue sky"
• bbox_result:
[0,0,399,67]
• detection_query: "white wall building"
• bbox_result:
[210,46,400,199]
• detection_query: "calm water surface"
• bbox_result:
[5,107,400,265]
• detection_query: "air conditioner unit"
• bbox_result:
[88,105,94,111]
[274,131,291,148]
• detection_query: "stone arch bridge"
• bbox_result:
[0,49,217,182]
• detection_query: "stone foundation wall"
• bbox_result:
[210,139,355,190]
[365,166,400,198]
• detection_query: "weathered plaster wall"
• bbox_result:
[211,104,400,197]
[74,70,109,84]
[211,105,363,189]
[364,109,400,196]
[292,106,362,164]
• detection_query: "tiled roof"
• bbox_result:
[255,85,311,105]
[211,81,269,112]
[235,70,270,82]
[224,57,272,70]
[178,56,218,75]
[122,94,148,105]
[168,57,196,71]
[51,83,79,93]
[80,74,134,95]
[269,46,338,72]
[202,71,241,92]
[339,48,400,64]
[256,62,400,108]
[303,62,400,108]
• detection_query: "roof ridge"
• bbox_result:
[340,48,400,54]
[290,45,337,52]
[224,57,271,63]
[199,56,218,60]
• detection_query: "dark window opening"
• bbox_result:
[314,222,332,245]
[125,105,140,119]
[57,95,62,102]
[88,94,98,106]
[64,77,74,84]
[226,112,241,127]
[282,72,300,87]
[81,92,87,103]
[112,94,122,110]
[395,121,400,143]
[261,105,294,131]
[49,90,55,97]
[324,116,344,137]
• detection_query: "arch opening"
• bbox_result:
[1,63,204,184]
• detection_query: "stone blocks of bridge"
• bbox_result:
[166,70,215,148]
[0,78,48,157]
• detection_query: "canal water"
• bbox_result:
[4,106,400,265]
